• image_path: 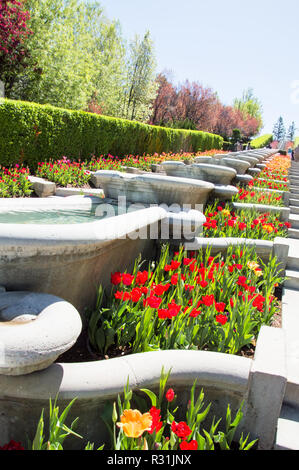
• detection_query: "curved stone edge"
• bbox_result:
[0,293,83,376]
[0,205,168,248]
[0,327,287,450]
[0,349,251,400]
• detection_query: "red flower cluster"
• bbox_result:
[149,407,163,434]
[180,440,198,450]
[203,204,290,238]
[0,440,24,450]
[171,421,192,439]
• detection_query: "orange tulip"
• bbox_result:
[117,409,153,438]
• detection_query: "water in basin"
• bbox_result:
[0,205,122,225]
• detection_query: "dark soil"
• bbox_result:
[56,329,132,364]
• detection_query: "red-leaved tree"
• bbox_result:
[0,0,32,92]
[151,73,177,125]
[151,73,261,139]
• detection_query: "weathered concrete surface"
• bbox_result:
[0,291,82,375]
[28,176,56,198]
[91,171,215,207]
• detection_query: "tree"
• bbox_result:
[273,116,286,142]
[121,31,158,122]
[233,88,263,133]
[151,76,219,132]
[286,121,296,141]
[0,0,32,93]
[174,80,219,131]
[9,0,127,113]
[150,72,177,125]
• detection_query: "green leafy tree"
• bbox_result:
[233,88,263,132]
[9,0,126,113]
[121,31,158,122]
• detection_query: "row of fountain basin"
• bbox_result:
[87,150,272,205]
[0,148,277,378]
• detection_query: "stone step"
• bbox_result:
[290,198,299,207]
[281,288,299,408]
[289,215,299,230]
[286,238,299,272]
[284,269,299,289]
[275,404,299,450]
[288,228,299,239]
[290,187,299,195]
[286,239,299,270]
[290,206,299,215]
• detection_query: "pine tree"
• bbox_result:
[286,121,296,141]
[273,117,286,142]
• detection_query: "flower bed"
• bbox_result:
[0,165,33,197]
[247,154,290,192]
[2,368,256,451]
[260,155,290,177]
[203,202,290,240]
[249,178,288,192]
[88,244,283,358]
[232,188,284,207]
[37,158,91,187]
[35,150,226,187]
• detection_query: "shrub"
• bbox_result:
[250,134,273,149]
[0,99,223,169]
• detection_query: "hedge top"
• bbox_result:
[250,134,273,149]
[0,99,223,168]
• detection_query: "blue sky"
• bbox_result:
[100,0,299,136]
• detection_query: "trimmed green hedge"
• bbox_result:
[250,134,273,149]
[293,137,299,149]
[0,99,223,168]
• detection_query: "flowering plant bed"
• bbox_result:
[33,150,226,187]
[203,202,290,240]
[232,187,284,207]
[260,155,290,179]
[87,244,283,358]
[85,150,226,173]
[110,369,256,451]
[249,178,288,192]
[5,368,256,451]
[37,158,91,187]
[0,165,33,197]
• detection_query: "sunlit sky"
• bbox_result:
[100,0,299,136]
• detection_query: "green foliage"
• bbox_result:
[286,122,296,142]
[250,134,273,149]
[0,98,223,168]
[8,0,127,115]
[31,397,82,450]
[293,137,299,149]
[30,396,104,450]
[88,244,283,357]
[111,367,257,450]
[233,88,263,132]
[273,117,286,142]
[121,31,158,122]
